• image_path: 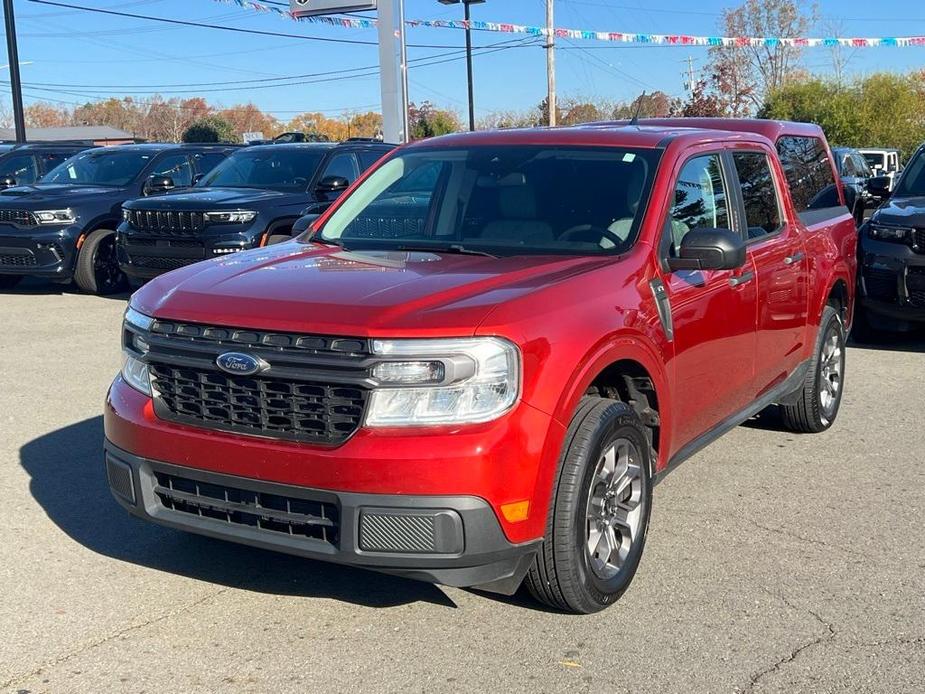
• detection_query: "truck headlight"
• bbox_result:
[868,223,913,243]
[34,209,76,225]
[121,353,152,396]
[121,307,154,396]
[204,210,257,224]
[366,337,520,426]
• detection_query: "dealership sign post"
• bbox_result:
[290,0,409,144]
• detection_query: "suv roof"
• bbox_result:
[89,143,241,154]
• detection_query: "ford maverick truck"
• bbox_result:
[105,119,856,613]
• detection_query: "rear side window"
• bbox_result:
[666,154,730,256]
[358,150,387,170]
[776,136,840,221]
[732,152,782,239]
[193,152,228,176]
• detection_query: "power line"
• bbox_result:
[24,0,490,50]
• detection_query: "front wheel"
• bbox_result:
[525,398,653,614]
[74,229,127,295]
[781,305,846,433]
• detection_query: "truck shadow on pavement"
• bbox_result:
[1,277,131,302]
[20,416,459,610]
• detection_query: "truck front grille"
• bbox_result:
[864,268,897,302]
[153,470,339,546]
[914,229,925,253]
[127,209,206,235]
[0,209,36,227]
[149,363,367,444]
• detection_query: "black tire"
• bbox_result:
[266,234,293,246]
[0,275,22,290]
[780,305,846,433]
[74,229,127,295]
[525,397,653,614]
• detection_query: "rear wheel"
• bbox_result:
[74,229,127,295]
[781,305,845,433]
[525,398,652,614]
[0,275,22,290]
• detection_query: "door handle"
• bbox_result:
[728,271,755,287]
[783,251,805,266]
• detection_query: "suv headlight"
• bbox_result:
[204,210,257,224]
[34,209,76,225]
[366,337,520,426]
[121,307,154,396]
[868,223,913,243]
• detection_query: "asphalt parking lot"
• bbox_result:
[1,282,923,694]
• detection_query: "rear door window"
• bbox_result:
[775,136,841,223]
[732,152,782,240]
[192,152,228,177]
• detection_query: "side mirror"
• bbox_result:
[667,228,746,272]
[316,175,350,196]
[292,213,322,235]
[144,175,175,195]
[0,175,16,189]
[867,174,892,200]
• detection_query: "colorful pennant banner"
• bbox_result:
[215,0,925,48]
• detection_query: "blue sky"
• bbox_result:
[3,0,925,122]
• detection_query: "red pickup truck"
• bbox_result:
[106,118,857,613]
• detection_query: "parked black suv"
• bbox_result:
[0,141,97,189]
[0,144,236,293]
[857,143,925,332]
[116,139,394,281]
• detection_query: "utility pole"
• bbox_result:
[545,0,556,126]
[2,0,26,142]
[464,1,475,131]
[683,55,697,95]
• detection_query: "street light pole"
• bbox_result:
[2,0,26,142]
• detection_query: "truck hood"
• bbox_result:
[0,183,123,206]
[132,242,614,336]
[871,195,925,227]
[125,187,307,211]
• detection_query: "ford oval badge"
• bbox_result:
[216,352,266,376]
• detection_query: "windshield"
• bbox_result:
[43,150,153,186]
[893,149,925,197]
[863,152,886,170]
[316,146,659,256]
[198,148,328,191]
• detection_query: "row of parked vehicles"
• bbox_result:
[0,137,394,293]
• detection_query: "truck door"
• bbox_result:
[728,149,809,396]
[658,150,758,451]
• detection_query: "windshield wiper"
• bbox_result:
[312,236,350,250]
[395,244,498,258]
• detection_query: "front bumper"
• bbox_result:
[858,236,925,323]
[104,440,539,592]
[116,221,264,280]
[0,223,80,278]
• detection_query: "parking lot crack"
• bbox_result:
[741,516,859,558]
[738,589,837,693]
[1,587,229,690]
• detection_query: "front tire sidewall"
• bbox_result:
[573,413,652,607]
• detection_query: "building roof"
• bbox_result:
[0,125,136,141]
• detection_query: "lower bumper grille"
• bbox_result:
[153,470,339,546]
[0,249,37,267]
[149,362,367,444]
[128,255,204,271]
[864,268,898,302]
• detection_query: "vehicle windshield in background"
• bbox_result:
[43,150,153,187]
[198,148,327,191]
[317,146,660,256]
[863,152,886,170]
[893,151,925,197]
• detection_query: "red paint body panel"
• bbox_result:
[109,120,857,546]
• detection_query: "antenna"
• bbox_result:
[629,91,646,126]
